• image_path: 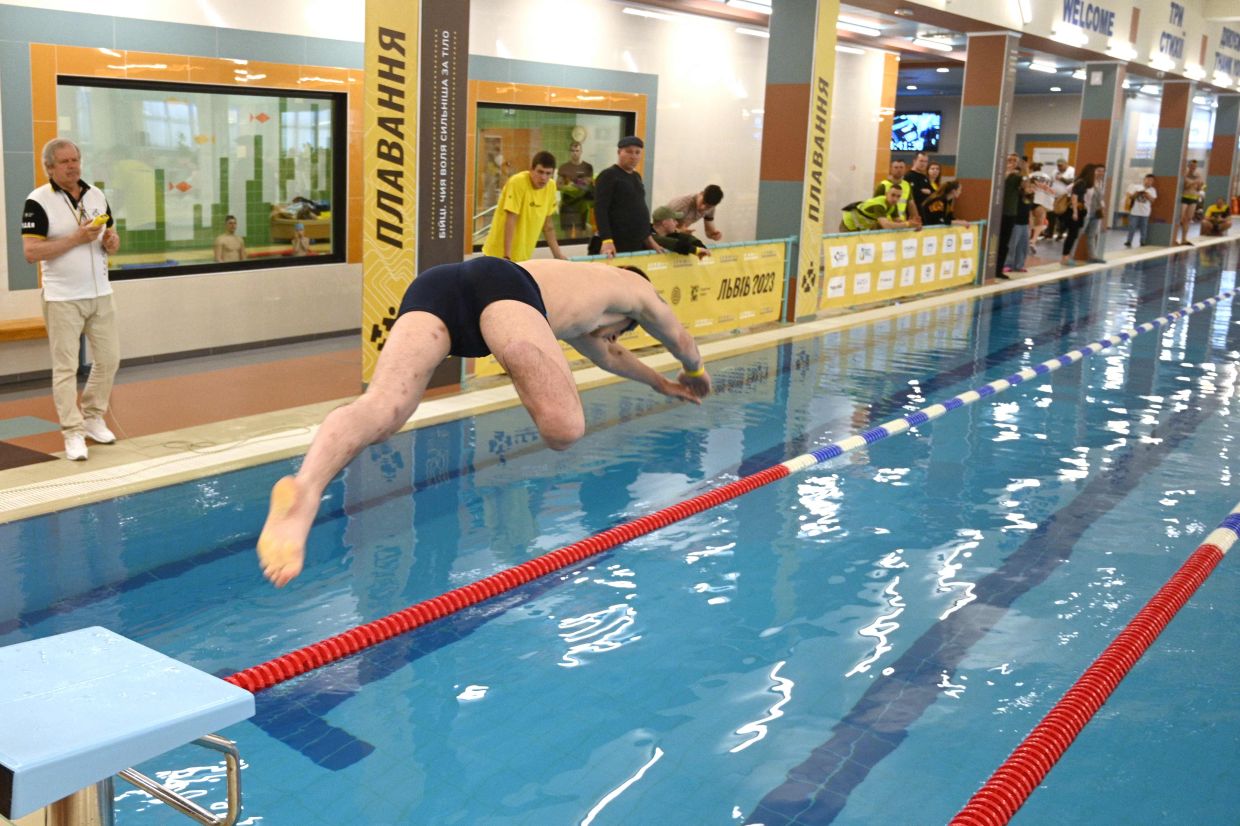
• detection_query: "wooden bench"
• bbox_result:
[0,317,46,342]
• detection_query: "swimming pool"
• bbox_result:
[2,246,1238,825]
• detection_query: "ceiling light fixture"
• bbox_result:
[622,7,674,21]
[913,37,953,53]
[936,67,950,73]
[837,21,881,37]
[1050,86,1062,92]
[727,0,772,14]
[1105,42,1138,60]
[906,84,918,91]
[1071,69,1086,80]
[1139,84,1160,95]
[1051,28,1090,47]
[1029,61,1059,74]
[1185,66,1206,80]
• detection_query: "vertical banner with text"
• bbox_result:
[362,0,420,383]
[794,0,839,321]
[417,0,470,389]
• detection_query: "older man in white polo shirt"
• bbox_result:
[21,138,121,461]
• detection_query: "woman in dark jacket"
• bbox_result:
[920,180,967,226]
[1060,162,1099,265]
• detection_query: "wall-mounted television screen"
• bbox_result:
[891,111,942,152]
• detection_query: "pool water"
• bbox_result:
[2,246,1239,825]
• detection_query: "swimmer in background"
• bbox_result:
[290,222,312,256]
[257,256,713,587]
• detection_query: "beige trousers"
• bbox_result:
[41,294,120,435]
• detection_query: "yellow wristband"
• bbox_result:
[684,365,706,378]
[602,238,614,245]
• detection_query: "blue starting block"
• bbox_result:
[0,627,254,824]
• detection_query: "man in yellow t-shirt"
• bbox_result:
[1201,197,1233,236]
[482,151,567,261]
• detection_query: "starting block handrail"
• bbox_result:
[115,735,242,826]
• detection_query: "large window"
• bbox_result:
[473,104,635,250]
[56,77,346,278]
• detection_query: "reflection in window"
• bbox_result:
[473,104,634,249]
[55,78,345,277]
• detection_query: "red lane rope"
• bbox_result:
[950,539,1230,825]
[224,465,791,693]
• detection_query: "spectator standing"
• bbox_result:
[590,136,663,257]
[666,185,724,241]
[20,138,121,461]
[482,150,566,261]
[213,214,246,262]
[1123,174,1157,247]
[926,162,943,197]
[904,153,933,217]
[1051,158,1075,239]
[1054,158,1076,187]
[1002,178,1034,275]
[1061,163,1104,265]
[1028,165,1055,248]
[919,180,968,226]
[1079,164,1108,264]
[1173,159,1206,245]
[994,153,1024,279]
[1201,197,1233,236]
[874,160,920,224]
[556,141,594,238]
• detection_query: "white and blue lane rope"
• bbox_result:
[228,287,1237,692]
[779,288,1236,474]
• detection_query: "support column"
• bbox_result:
[953,32,1019,282]
[1076,61,1127,236]
[1207,94,1240,209]
[1148,81,1194,247]
[757,0,838,321]
[872,53,899,189]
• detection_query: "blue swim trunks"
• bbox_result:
[397,256,548,358]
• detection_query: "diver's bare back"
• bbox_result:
[519,259,640,339]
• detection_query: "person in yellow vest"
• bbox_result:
[482,151,567,261]
[873,159,921,224]
[1201,196,1233,236]
[840,187,910,232]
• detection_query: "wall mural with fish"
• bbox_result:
[29,44,362,277]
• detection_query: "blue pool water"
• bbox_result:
[3,246,1240,825]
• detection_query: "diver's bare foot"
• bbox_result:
[257,475,312,587]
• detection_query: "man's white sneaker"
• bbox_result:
[64,433,88,461]
[82,416,116,444]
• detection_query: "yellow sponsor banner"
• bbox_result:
[793,0,840,320]
[361,0,420,382]
[473,242,787,378]
[816,223,980,313]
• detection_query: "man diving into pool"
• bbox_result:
[257,256,713,587]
